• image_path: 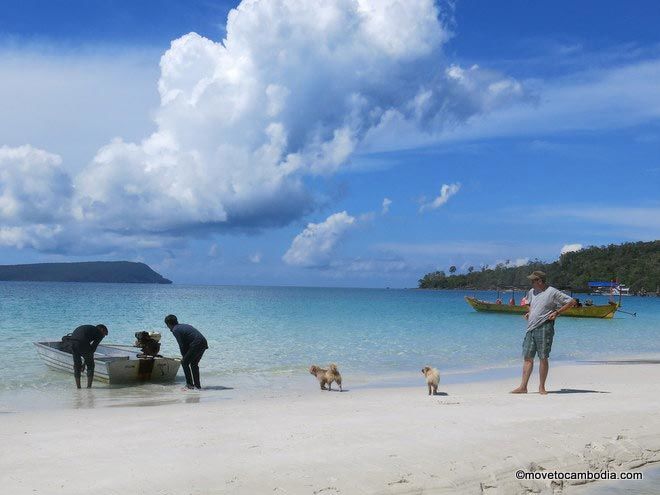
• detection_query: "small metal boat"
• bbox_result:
[34,341,181,385]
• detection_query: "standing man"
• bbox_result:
[164,314,208,390]
[511,271,576,395]
[70,324,108,389]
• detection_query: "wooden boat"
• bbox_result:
[464,296,618,318]
[34,341,181,384]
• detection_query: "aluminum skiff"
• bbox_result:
[34,341,181,384]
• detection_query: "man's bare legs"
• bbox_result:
[511,358,549,394]
[539,358,549,395]
[511,357,534,393]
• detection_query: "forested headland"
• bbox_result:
[418,240,659,294]
[0,261,172,284]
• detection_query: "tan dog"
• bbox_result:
[421,366,440,395]
[309,364,343,391]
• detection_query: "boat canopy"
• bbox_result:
[588,281,619,287]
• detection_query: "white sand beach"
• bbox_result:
[2,361,660,495]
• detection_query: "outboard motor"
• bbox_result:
[134,331,162,358]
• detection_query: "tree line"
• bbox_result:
[418,240,660,294]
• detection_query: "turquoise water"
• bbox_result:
[1,282,659,395]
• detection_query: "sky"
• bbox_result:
[1,0,659,287]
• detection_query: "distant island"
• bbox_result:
[418,240,659,294]
[0,261,172,284]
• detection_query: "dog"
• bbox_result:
[421,366,440,395]
[309,364,342,391]
[134,331,162,358]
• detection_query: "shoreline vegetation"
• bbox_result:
[418,240,660,295]
[0,261,172,284]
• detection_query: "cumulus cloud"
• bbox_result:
[0,145,74,250]
[283,211,357,267]
[1,0,527,253]
[0,145,73,224]
[419,182,460,212]
[382,197,392,214]
[249,252,262,263]
[561,243,583,255]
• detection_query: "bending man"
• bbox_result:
[511,271,576,395]
[70,324,108,388]
[165,314,208,390]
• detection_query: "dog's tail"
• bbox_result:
[328,363,339,373]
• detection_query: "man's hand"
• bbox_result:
[548,310,559,320]
[523,313,529,320]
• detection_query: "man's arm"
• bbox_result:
[173,331,187,356]
[90,332,105,353]
[549,298,577,320]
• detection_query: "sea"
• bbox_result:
[1,282,659,410]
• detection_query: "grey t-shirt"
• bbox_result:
[526,286,573,331]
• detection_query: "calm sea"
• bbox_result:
[0,282,658,399]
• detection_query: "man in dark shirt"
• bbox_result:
[164,314,208,390]
[70,324,108,388]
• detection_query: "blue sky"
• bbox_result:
[0,0,658,287]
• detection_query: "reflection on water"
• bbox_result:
[0,376,236,412]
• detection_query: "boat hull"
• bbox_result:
[34,341,181,385]
[464,296,618,319]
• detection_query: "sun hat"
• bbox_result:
[526,270,547,282]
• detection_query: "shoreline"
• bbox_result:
[4,352,660,413]
[2,359,659,494]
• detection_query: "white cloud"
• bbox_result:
[0,145,73,224]
[419,182,461,212]
[382,197,392,214]
[0,145,74,250]
[249,252,262,263]
[437,58,660,144]
[283,211,357,267]
[561,243,583,255]
[1,0,530,254]
[208,243,220,257]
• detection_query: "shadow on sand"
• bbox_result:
[433,391,449,396]
[202,385,234,391]
[547,388,610,394]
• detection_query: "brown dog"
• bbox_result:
[421,366,440,395]
[309,364,342,391]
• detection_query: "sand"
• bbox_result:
[2,361,660,494]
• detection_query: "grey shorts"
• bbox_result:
[522,320,555,359]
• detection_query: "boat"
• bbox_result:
[588,281,631,297]
[34,341,181,385]
[464,296,619,318]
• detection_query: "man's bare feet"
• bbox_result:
[538,388,548,395]
[510,387,527,394]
